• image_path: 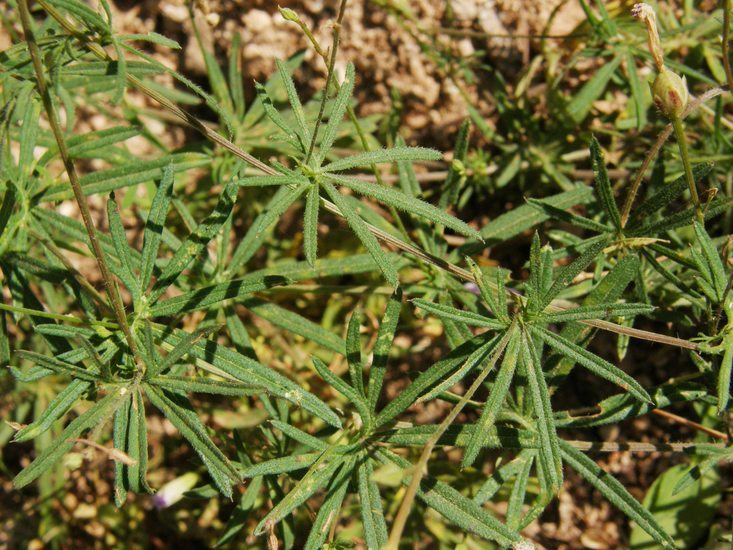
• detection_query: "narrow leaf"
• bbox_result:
[140,163,175,292]
[560,440,675,548]
[144,384,239,497]
[326,173,480,239]
[590,136,622,228]
[14,390,127,488]
[533,325,651,403]
[321,178,398,286]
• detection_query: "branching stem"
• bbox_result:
[304,0,348,166]
[18,0,142,368]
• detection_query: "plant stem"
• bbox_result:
[724,0,733,92]
[671,114,703,224]
[619,86,728,228]
[385,326,515,550]
[17,0,142,367]
[0,302,118,328]
[304,0,348,166]
[651,408,729,440]
[295,15,414,245]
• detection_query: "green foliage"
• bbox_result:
[2,1,732,548]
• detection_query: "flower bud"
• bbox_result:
[651,70,688,119]
[279,6,301,24]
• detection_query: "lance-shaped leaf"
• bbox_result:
[555,381,707,428]
[376,334,499,427]
[144,384,239,497]
[526,197,612,233]
[303,183,319,266]
[322,146,441,172]
[460,185,594,254]
[466,257,509,323]
[149,182,238,302]
[567,56,622,124]
[325,173,480,239]
[547,253,641,387]
[149,376,257,396]
[276,59,311,149]
[14,389,128,488]
[270,419,328,451]
[377,449,523,547]
[314,62,355,166]
[13,379,90,442]
[346,309,365,397]
[560,440,675,548]
[228,185,309,270]
[158,329,341,427]
[147,324,221,378]
[474,449,536,505]
[440,119,470,210]
[367,288,402,411]
[242,298,344,354]
[255,81,301,151]
[149,274,290,317]
[241,452,321,477]
[42,153,208,201]
[691,221,727,303]
[540,237,609,309]
[321,178,398,286]
[628,195,733,237]
[506,450,534,530]
[462,331,520,467]
[542,302,654,323]
[412,298,506,330]
[140,164,175,292]
[253,457,346,535]
[311,356,369,423]
[590,136,621,229]
[522,332,563,493]
[377,424,537,449]
[113,393,132,506]
[304,459,354,550]
[717,332,733,413]
[629,162,713,227]
[531,325,651,403]
[357,457,388,549]
[14,350,100,382]
[418,323,494,405]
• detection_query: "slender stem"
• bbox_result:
[385,326,515,550]
[671,115,703,223]
[724,0,733,92]
[620,86,729,228]
[565,439,722,453]
[0,302,118,328]
[29,230,113,315]
[293,14,413,243]
[17,0,142,366]
[651,408,729,440]
[304,0,348,166]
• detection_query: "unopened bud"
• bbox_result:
[651,70,688,119]
[279,6,301,23]
[451,158,466,176]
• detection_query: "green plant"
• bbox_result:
[1,0,732,548]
